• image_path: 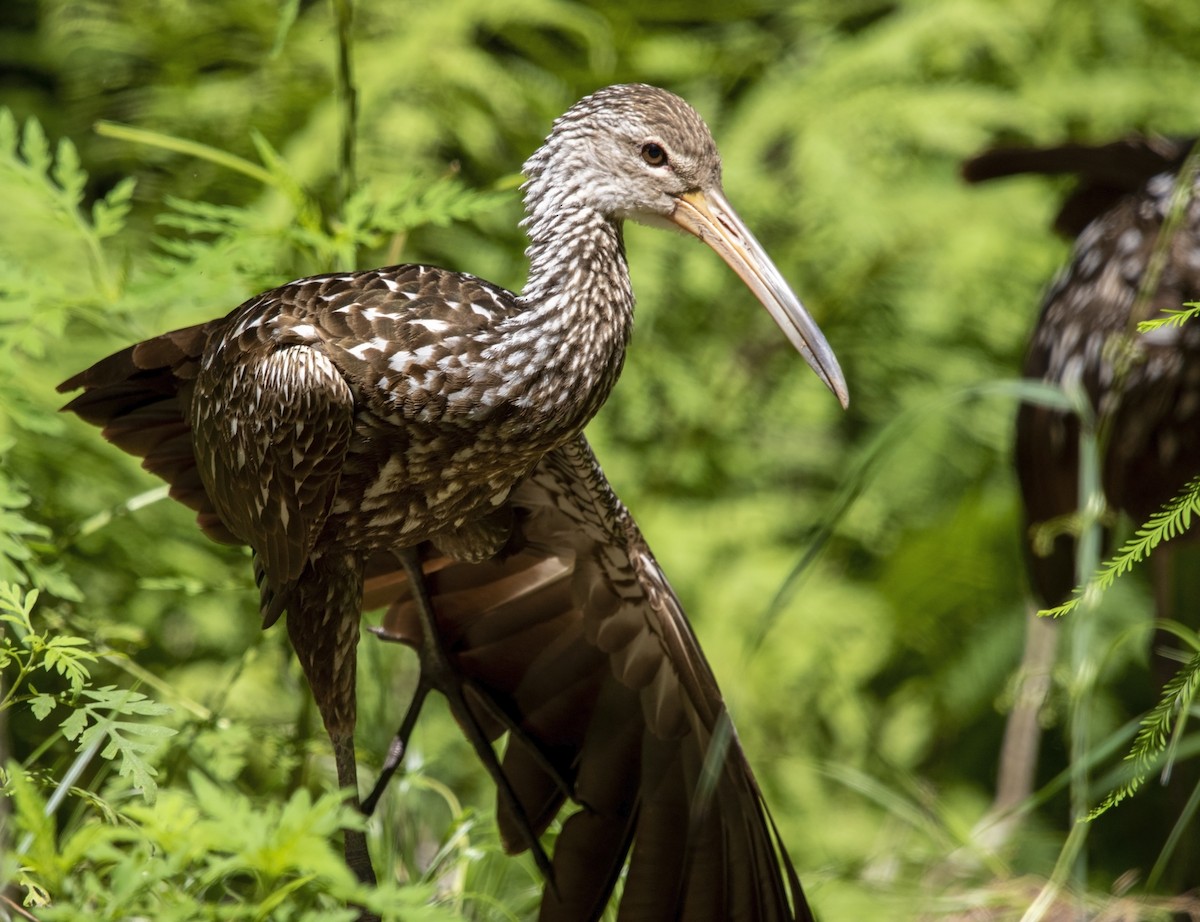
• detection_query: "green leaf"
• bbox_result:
[83,721,163,802]
[41,636,97,693]
[5,762,60,881]
[271,0,302,57]
[51,136,86,208]
[1137,302,1200,334]
[19,116,50,177]
[63,687,176,803]
[95,119,275,186]
[29,693,56,720]
[81,686,173,717]
[92,176,136,240]
[60,706,87,742]
[0,107,15,153]
[0,581,37,626]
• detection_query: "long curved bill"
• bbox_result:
[671,188,849,408]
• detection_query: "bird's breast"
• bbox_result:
[322,401,564,549]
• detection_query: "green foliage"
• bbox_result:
[1035,468,1200,830]
[0,464,53,589]
[1,583,173,807]
[0,580,467,918]
[56,686,175,803]
[7,762,453,922]
[0,107,132,350]
[0,584,95,698]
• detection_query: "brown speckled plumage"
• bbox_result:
[61,84,844,921]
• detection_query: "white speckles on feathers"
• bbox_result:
[347,340,382,361]
[287,323,319,341]
[410,318,452,334]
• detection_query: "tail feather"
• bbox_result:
[59,323,237,545]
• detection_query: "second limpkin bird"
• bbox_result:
[61,84,845,920]
[964,136,1200,839]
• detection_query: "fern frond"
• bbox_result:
[147,194,293,303]
[1040,475,1200,619]
[1137,302,1200,334]
[0,107,133,331]
[377,174,511,230]
[92,177,137,241]
[1088,651,1200,819]
[0,473,51,587]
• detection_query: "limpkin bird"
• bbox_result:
[963,137,1200,824]
[61,84,846,920]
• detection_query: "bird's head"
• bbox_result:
[523,84,848,408]
[523,83,722,223]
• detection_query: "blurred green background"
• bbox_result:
[3,0,1200,919]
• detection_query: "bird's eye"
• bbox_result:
[641,142,668,167]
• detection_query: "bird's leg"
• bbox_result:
[361,672,428,815]
[367,548,558,890]
[978,604,1059,853]
[331,733,376,891]
[285,554,378,901]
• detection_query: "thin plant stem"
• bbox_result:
[331,0,359,221]
[1062,379,1103,911]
